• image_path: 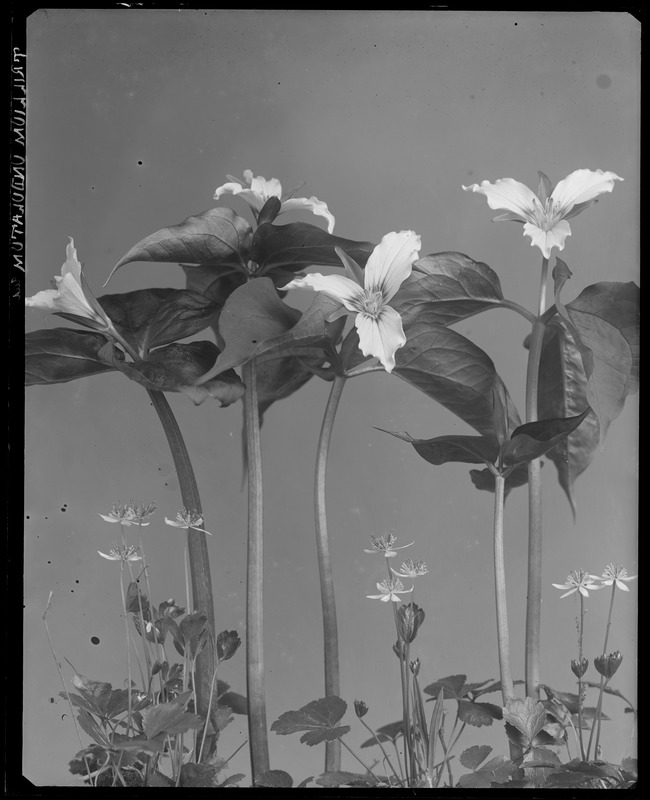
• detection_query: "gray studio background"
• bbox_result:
[25,10,638,786]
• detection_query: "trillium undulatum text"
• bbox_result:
[214,169,336,232]
[462,169,623,259]
[283,230,421,373]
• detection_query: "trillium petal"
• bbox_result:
[355,305,406,373]
[463,178,539,221]
[282,273,364,310]
[616,581,630,591]
[364,231,421,300]
[550,169,623,216]
[280,196,336,233]
[249,174,283,200]
[98,550,118,560]
[213,180,249,199]
[523,219,571,259]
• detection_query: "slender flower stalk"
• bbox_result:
[586,565,637,760]
[524,256,549,700]
[242,358,270,780]
[314,373,347,772]
[493,474,514,703]
[576,591,587,760]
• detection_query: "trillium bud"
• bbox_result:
[354,700,369,718]
[594,651,623,679]
[571,657,589,678]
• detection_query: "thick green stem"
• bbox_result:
[524,256,549,700]
[147,389,217,757]
[493,474,514,703]
[314,374,346,772]
[242,360,270,780]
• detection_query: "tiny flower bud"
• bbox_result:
[393,640,406,659]
[410,658,421,677]
[594,651,623,679]
[354,700,369,718]
[217,629,242,662]
[396,603,425,643]
[571,657,589,678]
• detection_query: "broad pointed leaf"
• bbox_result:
[394,252,508,326]
[107,207,253,282]
[564,281,639,439]
[114,341,244,406]
[98,288,220,356]
[25,328,122,385]
[460,744,493,771]
[394,323,521,437]
[377,429,500,467]
[502,409,591,466]
[182,263,247,312]
[203,279,344,384]
[71,674,113,716]
[250,221,374,275]
[536,320,601,517]
[270,696,350,746]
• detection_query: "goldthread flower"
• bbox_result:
[353,699,369,718]
[165,508,212,535]
[463,169,623,259]
[25,238,115,329]
[571,657,589,678]
[282,230,421,373]
[594,651,623,679]
[98,541,142,563]
[214,169,335,232]
[552,569,601,598]
[391,559,428,579]
[598,564,637,592]
[364,533,414,558]
[99,502,155,527]
[367,577,414,603]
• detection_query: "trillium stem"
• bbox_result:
[314,373,346,773]
[524,256,549,701]
[242,359,270,781]
[493,473,514,704]
[147,388,218,759]
[576,592,587,761]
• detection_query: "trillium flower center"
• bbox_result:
[531,196,562,232]
[355,289,385,320]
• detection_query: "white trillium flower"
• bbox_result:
[214,169,336,232]
[282,230,421,373]
[25,238,114,329]
[462,169,623,259]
